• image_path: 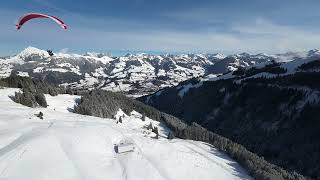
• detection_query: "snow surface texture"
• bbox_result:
[0,88,252,180]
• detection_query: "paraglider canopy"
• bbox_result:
[16,13,67,30]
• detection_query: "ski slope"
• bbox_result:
[0,88,252,180]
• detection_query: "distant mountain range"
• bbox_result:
[139,50,320,179]
[1,47,319,97]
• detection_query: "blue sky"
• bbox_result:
[1,0,320,55]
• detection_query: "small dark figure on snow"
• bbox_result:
[35,111,44,120]
[47,50,54,56]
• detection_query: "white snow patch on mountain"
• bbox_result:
[156,90,164,96]
[16,71,29,77]
[46,68,70,73]
[17,46,50,60]
[78,73,100,89]
[33,67,44,73]
[0,64,14,78]
[203,73,235,82]
[178,82,203,98]
[212,53,226,59]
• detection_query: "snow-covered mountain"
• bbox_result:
[0,47,223,97]
[142,49,320,106]
[139,53,320,179]
[0,87,252,180]
[1,47,317,97]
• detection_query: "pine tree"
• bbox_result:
[35,92,47,107]
[119,116,123,123]
[167,132,175,139]
[152,126,159,139]
[147,122,153,130]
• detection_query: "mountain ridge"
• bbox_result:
[1,47,319,97]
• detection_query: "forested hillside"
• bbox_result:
[140,60,320,179]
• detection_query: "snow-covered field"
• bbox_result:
[0,88,251,180]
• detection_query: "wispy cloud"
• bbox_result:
[32,0,66,13]
[59,48,69,54]
[231,18,320,52]
[1,6,320,55]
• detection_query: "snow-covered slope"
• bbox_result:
[0,88,251,180]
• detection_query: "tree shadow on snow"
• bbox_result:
[201,142,252,180]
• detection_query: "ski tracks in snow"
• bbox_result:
[52,121,126,180]
[0,88,253,180]
[182,141,251,180]
[0,123,50,177]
